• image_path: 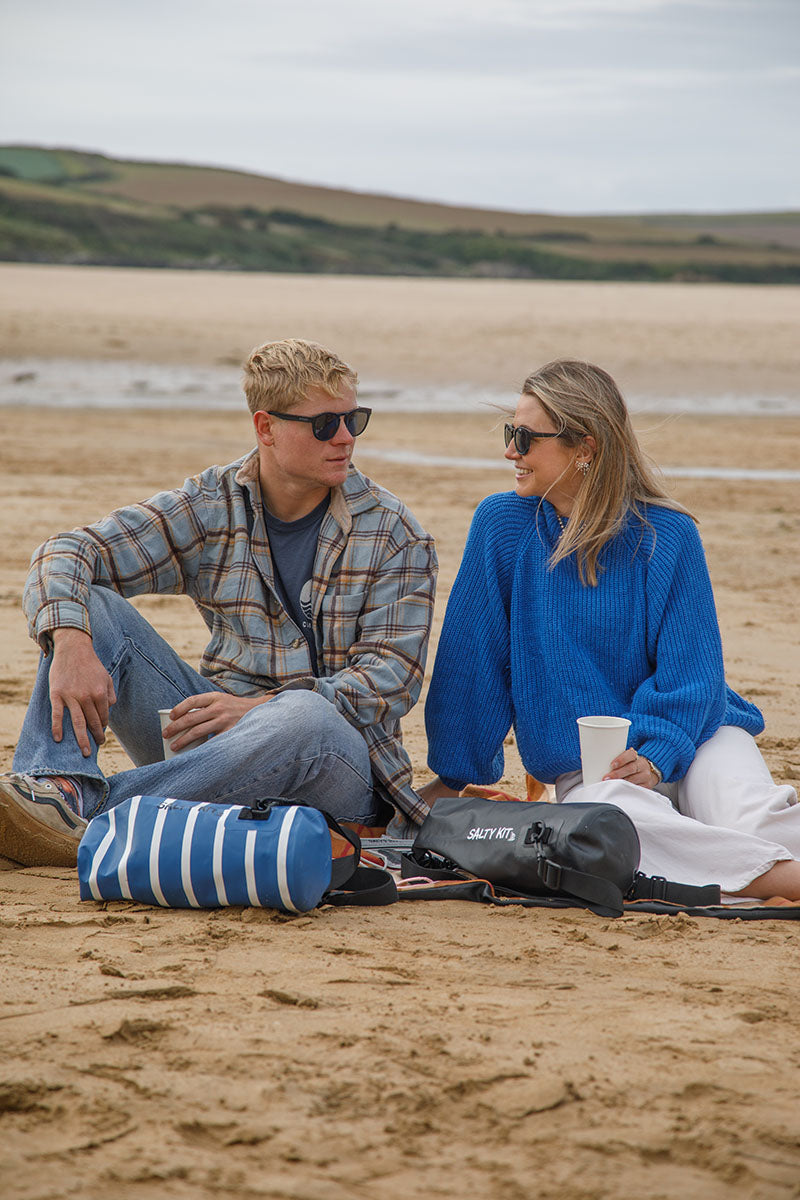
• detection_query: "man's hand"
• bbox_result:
[50,628,117,757]
[162,691,274,753]
[604,748,660,789]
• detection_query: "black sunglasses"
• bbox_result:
[503,423,561,456]
[267,407,372,441]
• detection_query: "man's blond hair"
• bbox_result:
[242,338,358,415]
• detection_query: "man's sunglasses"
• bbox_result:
[267,407,372,441]
[503,423,561,456]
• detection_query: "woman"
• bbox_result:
[423,360,800,900]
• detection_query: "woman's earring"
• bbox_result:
[577,460,590,476]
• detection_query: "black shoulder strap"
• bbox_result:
[537,856,626,918]
[323,812,363,890]
[627,872,721,906]
[402,848,626,917]
[325,864,398,907]
[322,811,397,906]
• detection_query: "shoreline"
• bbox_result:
[4,354,800,417]
[3,264,799,400]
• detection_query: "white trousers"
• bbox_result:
[555,726,798,894]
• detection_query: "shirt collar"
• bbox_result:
[234,449,383,531]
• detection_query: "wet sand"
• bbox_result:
[2,263,799,402]
[1,267,800,1198]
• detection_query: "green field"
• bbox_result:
[1,145,798,282]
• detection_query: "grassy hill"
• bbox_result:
[1,145,798,282]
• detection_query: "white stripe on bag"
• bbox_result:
[212,808,237,906]
[88,806,117,901]
[244,829,258,906]
[117,794,142,900]
[180,803,207,908]
[149,797,177,907]
[276,806,300,914]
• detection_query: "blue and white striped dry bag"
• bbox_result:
[77,795,333,913]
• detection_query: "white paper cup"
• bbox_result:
[158,709,178,760]
[577,715,632,785]
[159,708,208,760]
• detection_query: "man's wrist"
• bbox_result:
[51,627,92,644]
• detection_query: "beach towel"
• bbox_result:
[365,786,800,920]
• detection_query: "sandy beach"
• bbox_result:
[1,266,800,1198]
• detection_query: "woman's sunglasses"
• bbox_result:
[503,423,561,456]
[267,407,372,441]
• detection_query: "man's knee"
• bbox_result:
[82,586,175,689]
[241,689,364,757]
[251,689,343,738]
[85,585,135,630]
[225,688,372,795]
[85,586,159,649]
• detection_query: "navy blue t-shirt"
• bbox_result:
[262,496,329,675]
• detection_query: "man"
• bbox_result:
[0,339,437,867]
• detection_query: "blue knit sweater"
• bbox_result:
[425,492,763,788]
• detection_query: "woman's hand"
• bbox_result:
[162,691,273,753]
[604,748,661,789]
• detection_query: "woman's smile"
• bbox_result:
[505,394,580,513]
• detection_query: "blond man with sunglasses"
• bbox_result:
[1,339,437,867]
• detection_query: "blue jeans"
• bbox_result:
[13,586,380,823]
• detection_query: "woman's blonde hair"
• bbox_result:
[520,359,691,586]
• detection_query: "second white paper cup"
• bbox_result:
[577,715,631,785]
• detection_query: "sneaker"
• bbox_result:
[0,773,88,868]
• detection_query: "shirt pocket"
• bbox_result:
[318,589,367,668]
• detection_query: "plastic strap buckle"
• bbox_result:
[539,857,562,890]
[238,799,282,821]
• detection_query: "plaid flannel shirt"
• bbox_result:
[23,450,438,826]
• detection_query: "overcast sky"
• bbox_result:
[1,0,798,214]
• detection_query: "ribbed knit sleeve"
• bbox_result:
[425,495,525,787]
[626,509,763,779]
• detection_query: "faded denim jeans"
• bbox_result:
[13,586,379,822]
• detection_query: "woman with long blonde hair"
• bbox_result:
[423,360,800,900]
